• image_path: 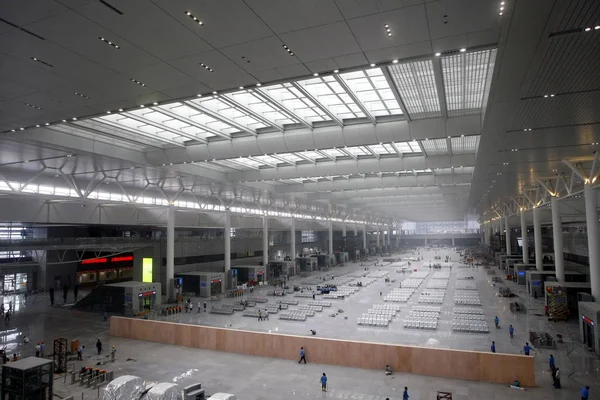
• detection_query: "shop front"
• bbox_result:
[77,254,134,286]
[1,272,28,294]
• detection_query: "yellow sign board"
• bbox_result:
[142,258,153,282]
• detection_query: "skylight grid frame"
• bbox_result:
[421,138,449,156]
[450,135,480,154]
[259,84,330,123]
[297,76,364,120]
[442,49,493,117]
[387,60,442,119]
[225,91,295,127]
[339,69,402,117]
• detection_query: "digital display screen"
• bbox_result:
[517,238,523,247]
[518,271,525,276]
[142,258,153,282]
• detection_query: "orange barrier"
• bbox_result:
[109,317,536,386]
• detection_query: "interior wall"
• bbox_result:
[110,317,536,386]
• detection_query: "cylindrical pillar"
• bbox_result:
[452,237,455,247]
[363,225,367,251]
[584,184,600,300]
[551,197,564,283]
[290,217,296,260]
[520,210,529,263]
[505,216,512,256]
[533,207,543,271]
[262,216,269,267]
[224,211,231,274]
[353,224,357,237]
[376,228,380,246]
[328,221,333,255]
[166,205,175,301]
[499,218,504,250]
[342,224,347,238]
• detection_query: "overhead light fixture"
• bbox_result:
[62,119,67,122]
[153,102,158,105]
[199,63,213,72]
[435,52,441,56]
[370,63,376,67]
[550,94,555,97]
[212,91,217,95]
[72,117,77,120]
[459,48,466,52]
[239,86,244,89]
[585,27,592,32]
[19,127,24,131]
[30,56,53,67]
[282,44,295,56]
[392,59,398,64]
[256,83,262,87]
[595,26,600,30]
[333,69,339,73]
[313,72,319,76]
[99,36,120,49]
[140,104,145,108]
[106,111,111,114]
[74,92,90,99]
[118,108,123,112]
[130,78,146,87]
[196,94,202,97]
[184,11,203,25]
[36,124,40,128]
[10,129,15,132]
[384,24,392,37]
[24,102,42,110]
[544,94,548,98]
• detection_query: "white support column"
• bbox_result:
[584,184,600,300]
[505,216,512,256]
[533,207,543,271]
[290,217,296,260]
[166,205,175,301]
[452,237,455,247]
[224,210,231,274]
[363,225,367,251]
[520,210,529,263]
[328,221,333,255]
[376,228,380,246]
[551,197,565,283]
[342,224,347,238]
[499,218,504,250]
[353,224,357,237]
[262,216,269,267]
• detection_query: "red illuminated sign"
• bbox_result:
[138,291,156,297]
[110,256,133,262]
[583,315,594,326]
[81,255,133,265]
[211,279,222,283]
[81,258,108,265]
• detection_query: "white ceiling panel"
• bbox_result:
[364,40,432,63]
[346,5,430,51]
[245,0,343,34]
[279,22,362,63]
[154,0,272,49]
[335,0,424,20]
[0,0,68,26]
[74,0,212,60]
[425,0,499,40]
[387,59,441,119]
[274,64,311,79]
[219,36,301,73]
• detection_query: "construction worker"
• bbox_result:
[110,346,116,362]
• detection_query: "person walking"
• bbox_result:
[77,345,84,360]
[104,311,108,322]
[110,345,116,362]
[494,316,499,328]
[203,301,207,312]
[197,301,202,313]
[40,342,45,357]
[581,385,590,400]
[320,373,327,392]
[490,341,496,353]
[551,366,557,387]
[35,343,41,357]
[96,339,102,355]
[258,310,262,321]
[554,367,561,388]
[403,387,409,400]
[298,347,306,363]
[509,324,514,338]
[549,354,555,370]
[523,342,532,356]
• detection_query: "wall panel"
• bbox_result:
[110,317,536,386]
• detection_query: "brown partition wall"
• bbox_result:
[110,317,536,386]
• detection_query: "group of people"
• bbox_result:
[0,301,13,323]
[184,299,207,313]
[548,354,561,389]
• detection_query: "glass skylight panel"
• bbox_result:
[232,158,263,168]
[450,135,480,154]
[252,155,281,166]
[276,153,303,163]
[344,146,369,156]
[421,138,448,155]
[339,69,402,116]
[96,114,188,144]
[225,91,295,126]
[442,49,493,116]
[320,148,344,158]
[259,84,329,123]
[166,103,237,136]
[211,159,251,171]
[367,144,393,155]
[297,77,364,120]
[191,98,267,131]
[387,60,442,119]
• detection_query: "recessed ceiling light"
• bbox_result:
[585,27,592,31]
[550,94,555,97]
[313,72,319,76]
[130,78,146,87]
[256,83,262,87]
[118,108,123,112]
[153,102,158,105]
[199,63,213,72]
[19,127,24,131]
[197,94,202,97]
[500,6,504,10]
[461,134,464,137]
[459,48,466,52]
[370,63,376,67]
[45,122,50,126]
[239,86,244,89]
[184,11,203,25]
[72,117,77,120]
[282,44,295,56]
[499,12,503,15]
[212,91,217,95]
[435,52,441,56]
[392,59,398,64]
[30,56,53,67]
[595,26,600,30]
[140,105,145,108]
[544,94,548,98]
[62,119,67,122]
[98,36,120,49]
[106,111,111,114]
[333,69,339,73]
[36,124,40,127]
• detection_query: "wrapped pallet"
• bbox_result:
[103,375,145,400]
[143,382,183,400]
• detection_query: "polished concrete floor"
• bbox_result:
[1,248,599,399]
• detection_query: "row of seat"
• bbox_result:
[357,317,390,327]
[451,322,489,332]
[404,318,438,329]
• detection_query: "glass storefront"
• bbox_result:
[1,273,28,294]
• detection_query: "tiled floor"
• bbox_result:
[1,248,599,399]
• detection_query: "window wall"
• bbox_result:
[402,220,480,235]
